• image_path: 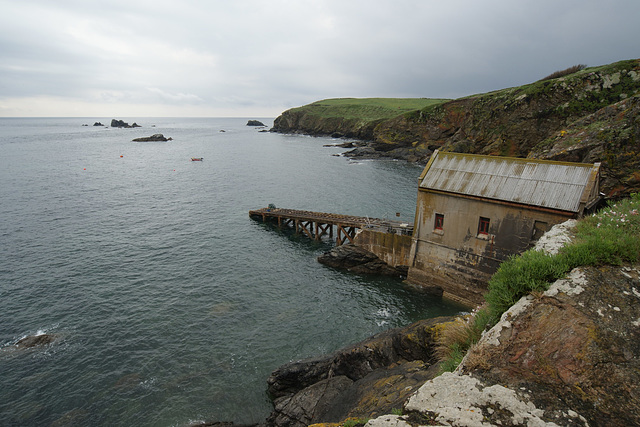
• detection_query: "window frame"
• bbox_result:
[434,213,444,231]
[478,216,490,236]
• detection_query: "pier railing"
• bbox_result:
[249,207,413,245]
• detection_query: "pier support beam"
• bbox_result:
[249,207,412,246]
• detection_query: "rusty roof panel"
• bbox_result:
[419,151,599,212]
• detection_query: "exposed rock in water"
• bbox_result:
[93,122,104,126]
[132,134,172,142]
[317,244,407,278]
[15,333,58,348]
[111,119,141,128]
[323,141,356,148]
[246,120,266,126]
[266,317,454,427]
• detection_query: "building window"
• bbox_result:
[434,213,444,231]
[478,217,490,235]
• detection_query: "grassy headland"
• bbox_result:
[271,97,450,141]
[296,97,450,120]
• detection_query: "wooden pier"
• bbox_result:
[249,207,413,245]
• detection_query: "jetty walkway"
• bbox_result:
[249,207,413,245]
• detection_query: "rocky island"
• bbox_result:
[111,119,141,128]
[132,133,172,142]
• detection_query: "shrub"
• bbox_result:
[539,64,587,81]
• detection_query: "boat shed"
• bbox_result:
[406,150,601,307]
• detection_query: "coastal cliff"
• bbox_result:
[272,59,640,197]
[271,98,448,141]
[245,60,640,427]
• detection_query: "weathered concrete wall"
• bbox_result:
[353,229,412,268]
[407,191,574,306]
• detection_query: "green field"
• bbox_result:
[291,97,450,121]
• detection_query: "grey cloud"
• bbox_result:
[0,0,639,116]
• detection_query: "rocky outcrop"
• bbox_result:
[247,120,266,126]
[93,122,104,126]
[317,244,407,278]
[530,94,640,198]
[366,263,640,427]
[368,59,640,163]
[15,333,58,348]
[271,109,384,141]
[132,134,172,142]
[111,119,141,128]
[266,317,454,427]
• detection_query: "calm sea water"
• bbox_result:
[0,118,463,426]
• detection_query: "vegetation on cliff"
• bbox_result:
[273,58,640,197]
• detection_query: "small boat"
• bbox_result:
[191,157,203,161]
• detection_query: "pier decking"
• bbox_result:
[249,207,413,245]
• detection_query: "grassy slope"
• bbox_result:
[288,97,450,121]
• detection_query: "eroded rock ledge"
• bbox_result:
[265,317,453,427]
[317,244,407,278]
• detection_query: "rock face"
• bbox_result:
[531,94,640,198]
[462,265,640,426]
[246,120,266,126]
[317,244,407,278]
[132,134,171,142]
[366,264,640,427]
[265,317,453,427]
[111,119,141,128]
[272,110,383,141]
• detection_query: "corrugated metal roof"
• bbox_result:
[419,151,599,212]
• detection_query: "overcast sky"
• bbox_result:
[1,0,638,118]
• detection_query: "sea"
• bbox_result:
[0,118,464,426]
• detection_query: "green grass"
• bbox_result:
[439,193,640,371]
[289,97,450,121]
[342,418,370,427]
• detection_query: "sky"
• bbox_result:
[0,0,638,118]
